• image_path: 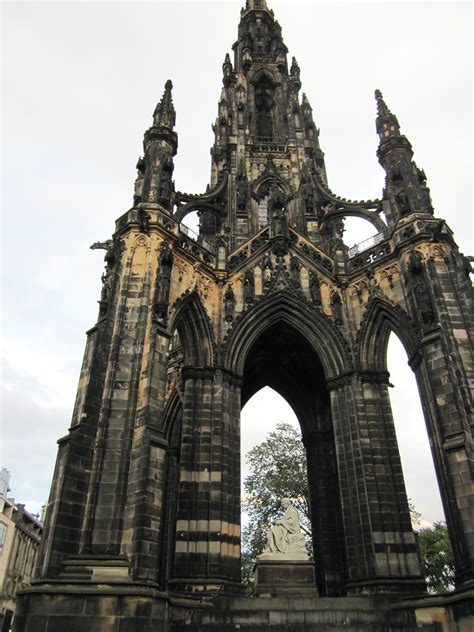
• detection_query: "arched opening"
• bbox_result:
[169,292,214,368]
[241,387,307,586]
[240,320,347,596]
[241,387,299,482]
[162,298,214,589]
[344,216,379,249]
[254,77,275,140]
[387,333,445,526]
[181,209,200,234]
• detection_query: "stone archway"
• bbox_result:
[240,318,347,596]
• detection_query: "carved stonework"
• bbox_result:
[138,208,151,233]
[261,254,273,289]
[258,499,308,561]
[407,250,437,331]
[309,271,322,307]
[289,255,301,289]
[224,285,236,322]
[153,241,173,321]
[243,269,255,304]
[330,290,343,326]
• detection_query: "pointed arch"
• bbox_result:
[252,172,291,202]
[169,291,215,367]
[249,67,280,87]
[319,207,387,234]
[163,388,183,447]
[357,297,420,371]
[223,291,351,379]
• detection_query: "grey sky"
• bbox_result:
[1,1,472,526]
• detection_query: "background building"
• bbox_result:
[0,470,42,632]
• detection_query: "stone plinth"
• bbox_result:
[254,558,318,597]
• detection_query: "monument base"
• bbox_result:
[254,558,318,597]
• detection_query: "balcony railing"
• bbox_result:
[179,222,214,253]
[347,232,385,258]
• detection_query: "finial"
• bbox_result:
[153,79,176,128]
[222,53,234,86]
[374,87,400,137]
[302,93,312,109]
[290,56,300,77]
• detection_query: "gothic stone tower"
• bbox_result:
[15,1,473,630]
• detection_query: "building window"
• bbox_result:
[0,522,7,547]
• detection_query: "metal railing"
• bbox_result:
[179,222,214,253]
[347,232,385,258]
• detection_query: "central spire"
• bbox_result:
[173,0,330,252]
[245,0,269,11]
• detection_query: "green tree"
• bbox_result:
[417,521,455,593]
[241,422,310,588]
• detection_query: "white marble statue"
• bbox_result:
[258,498,309,560]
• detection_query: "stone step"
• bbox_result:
[169,595,441,631]
[170,624,440,632]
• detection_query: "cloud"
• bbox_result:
[1,362,71,514]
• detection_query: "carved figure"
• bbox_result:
[90,239,117,268]
[290,56,300,80]
[414,280,436,329]
[407,250,437,330]
[100,272,109,302]
[321,201,334,215]
[134,175,144,205]
[237,178,249,211]
[133,156,146,205]
[243,270,255,304]
[90,239,113,253]
[138,208,150,233]
[154,242,174,319]
[395,189,410,215]
[268,187,287,237]
[261,499,307,557]
[330,291,343,325]
[261,254,273,288]
[309,271,322,306]
[417,167,434,213]
[300,180,315,213]
[159,169,172,204]
[408,250,423,275]
[224,285,235,322]
[289,256,301,288]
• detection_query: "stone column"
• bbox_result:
[121,321,173,582]
[328,372,425,595]
[170,367,242,593]
[302,380,347,597]
[304,426,347,597]
[414,343,474,585]
[402,249,474,585]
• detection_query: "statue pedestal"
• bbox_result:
[254,558,318,597]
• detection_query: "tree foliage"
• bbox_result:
[241,422,310,587]
[417,521,455,593]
